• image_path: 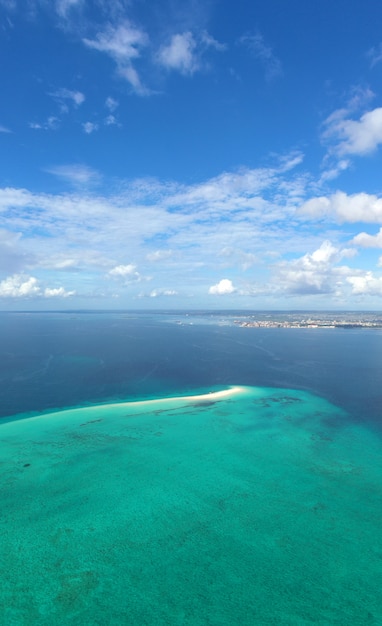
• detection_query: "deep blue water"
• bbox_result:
[1,311,381,427]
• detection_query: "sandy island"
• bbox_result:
[99,385,247,412]
[3,386,248,425]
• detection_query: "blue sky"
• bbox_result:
[2,0,382,309]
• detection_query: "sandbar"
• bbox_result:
[1,386,248,425]
[95,385,247,411]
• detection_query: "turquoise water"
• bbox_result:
[1,385,382,625]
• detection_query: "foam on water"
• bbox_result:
[1,386,382,625]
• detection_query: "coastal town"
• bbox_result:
[234,314,382,329]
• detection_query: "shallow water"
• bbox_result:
[1,385,382,625]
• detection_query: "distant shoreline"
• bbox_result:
[235,319,382,329]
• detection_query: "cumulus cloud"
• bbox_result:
[109,264,137,277]
[208,278,236,295]
[322,106,382,157]
[299,191,382,224]
[347,272,382,296]
[108,264,147,283]
[0,274,40,297]
[0,274,75,298]
[352,228,382,248]
[83,22,149,94]
[319,89,378,180]
[274,241,355,295]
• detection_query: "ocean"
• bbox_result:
[1,311,382,624]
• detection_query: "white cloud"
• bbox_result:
[310,240,340,264]
[319,159,350,183]
[0,274,40,297]
[157,32,199,75]
[45,164,100,186]
[83,22,149,94]
[0,156,369,304]
[149,288,178,297]
[84,22,146,60]
[274,241,355,296]
[0,274,75,298]
[105,97,119,111]
[29,88,84,134]
[29,116,59,131]
[50,88,85,107]
[347,272,382,296]
[322,106,382,157]
[109,264,137,277]
[0,125,11,133]
[240,32,282,81]
[352,228,382,248]
[200,31,226,52]
[44,286,75,297]
[105,115,117,126]
[208,278,236,295]
[82,122,99,134]
[108,264,148,283]
[156,29,225,76]
[0,156,306,294]
[118,65,148,94]
[166,158,303,217]
[299,191,382,224]
[320,89,377,180]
